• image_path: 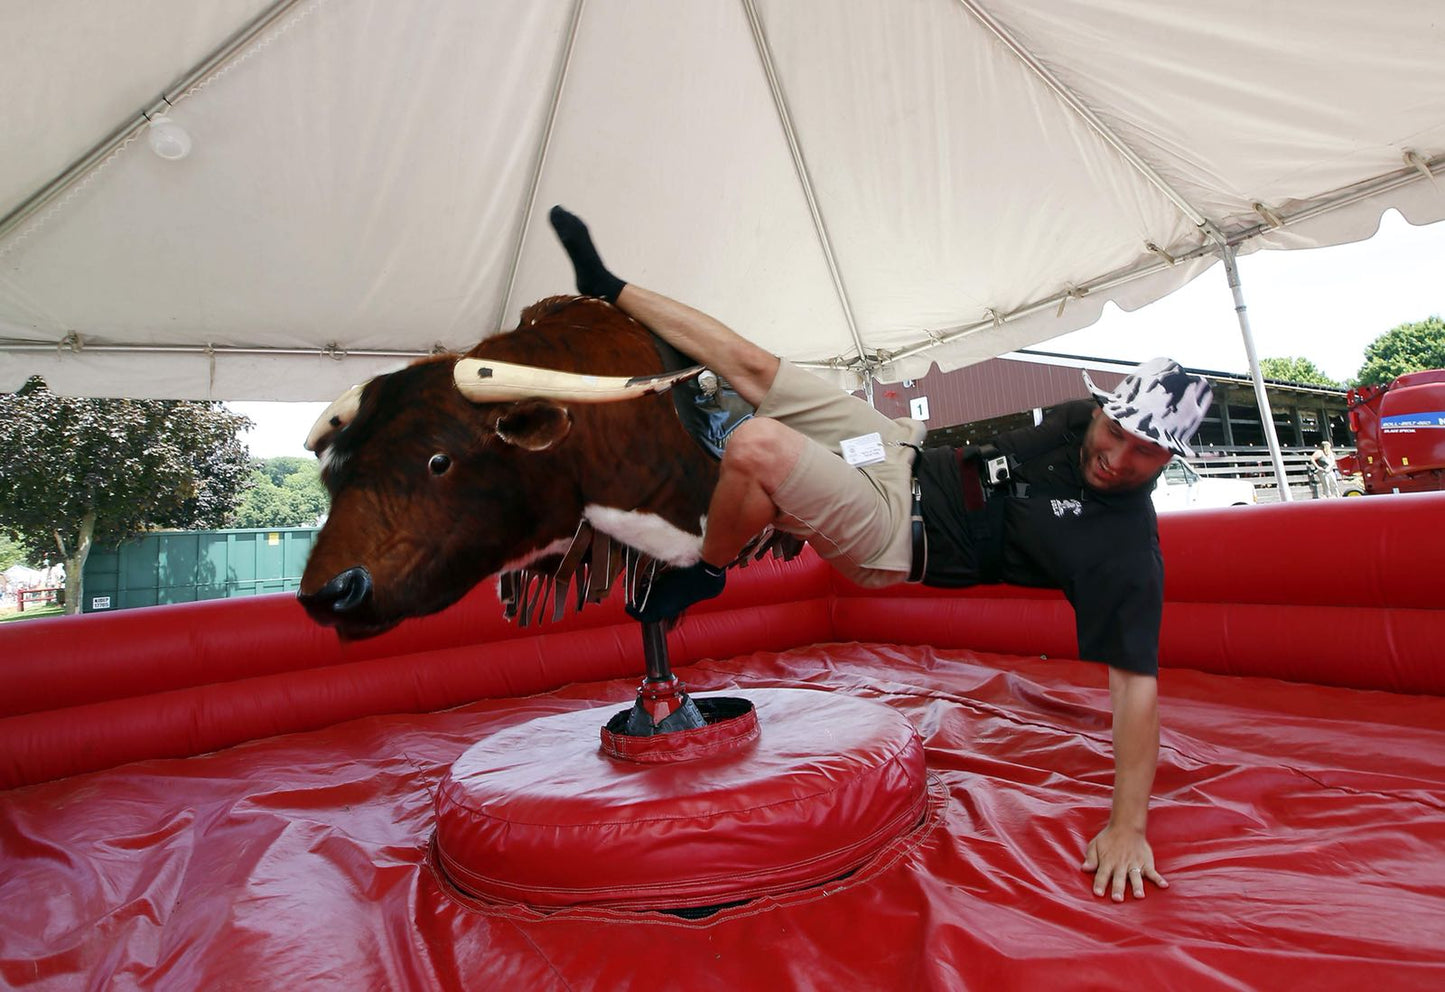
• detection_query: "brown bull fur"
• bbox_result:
[299,296,723,637]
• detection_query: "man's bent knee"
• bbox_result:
[722,417,805,487]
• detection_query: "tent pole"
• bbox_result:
[740,0,869,374]
[1220,245,1292,501]
[494,0,587,333]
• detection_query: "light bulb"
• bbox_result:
[147,115,192,160]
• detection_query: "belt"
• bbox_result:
[907,476,927,583]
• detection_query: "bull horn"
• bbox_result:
[453,358,703,404]
[305,383,366,452]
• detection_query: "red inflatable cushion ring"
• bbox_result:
[434,688,928,910]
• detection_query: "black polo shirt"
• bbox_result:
[914,400,1164,676]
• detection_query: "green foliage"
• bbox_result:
[1257,356,1342,388]
[260,455,316,487]
[0,533,25,571]
[232,456,328,528]
[0,378,253,567]
[1353,316,1445,386]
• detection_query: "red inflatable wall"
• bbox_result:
[3,493,1442,789]
[840,491,1445,693]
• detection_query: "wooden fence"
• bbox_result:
[1193,446,1353,502]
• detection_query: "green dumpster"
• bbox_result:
[82,527,318,613]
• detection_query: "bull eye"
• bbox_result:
[429,453,452,476]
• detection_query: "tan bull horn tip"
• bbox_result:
[304,382,365,452]
[452,358,704,404]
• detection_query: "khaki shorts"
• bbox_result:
[751,361,925,587]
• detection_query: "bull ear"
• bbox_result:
[495,400,573,451]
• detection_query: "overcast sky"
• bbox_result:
[232,210,1445,460]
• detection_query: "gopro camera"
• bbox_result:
[984,454,1010,486]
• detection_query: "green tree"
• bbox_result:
[1354,316,1445,386]
[261,455,315,487]
[0,378,252,614]
[232,456,328,528]
[1258,356,1342,388]
[0,533,25,571]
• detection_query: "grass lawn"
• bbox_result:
[0,604,64,622]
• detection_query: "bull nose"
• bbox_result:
[300,566,373,615]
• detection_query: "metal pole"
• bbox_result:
[1220,246,1292,501]
[640,620,673,684]
[954,0,1214,232]
[741,0,870,369]
[495,0,587,334]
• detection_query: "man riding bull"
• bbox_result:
[549,206,1212,904]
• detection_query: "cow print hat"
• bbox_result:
[1082,357,1213,458]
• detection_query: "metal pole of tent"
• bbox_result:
[1220,245,1292,501]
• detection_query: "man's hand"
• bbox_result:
[1085,667,1166,902]
[1083,822,1168,902]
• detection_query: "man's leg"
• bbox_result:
[612,286,779,408]
[697,418,806,564]
[623,417,807,623]
[549,205,784,620]
[549,206,779,405]
[549,206,906,621]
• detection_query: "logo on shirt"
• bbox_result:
[1051,498,1083,518]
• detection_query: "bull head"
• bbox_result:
[297,296,718,638]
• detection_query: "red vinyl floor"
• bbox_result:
[3,642,1444,990]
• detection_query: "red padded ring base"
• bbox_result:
[434,688,927,909]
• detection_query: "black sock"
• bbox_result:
[549,206,627,303]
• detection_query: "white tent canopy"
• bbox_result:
[2,0,1443,403]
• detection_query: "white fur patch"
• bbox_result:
[584,505,704,566]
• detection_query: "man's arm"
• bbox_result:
[1081,667,1168,901]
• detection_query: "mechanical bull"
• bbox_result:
[298,295,785,639]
